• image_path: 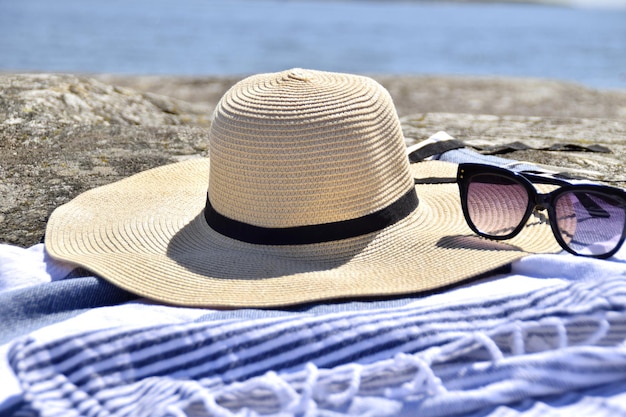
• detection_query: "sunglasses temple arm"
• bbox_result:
[413,177,457,185]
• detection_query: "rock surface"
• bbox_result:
[1,73,625,247]
[94,73,626,119]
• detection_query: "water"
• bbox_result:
[1,0,625,90]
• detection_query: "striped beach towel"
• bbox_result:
[7,252,626,416]
[4,136,626,416]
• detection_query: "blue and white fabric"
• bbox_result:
[1,133,626,416]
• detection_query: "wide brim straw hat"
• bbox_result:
[45,69,559,307]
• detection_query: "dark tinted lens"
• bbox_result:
[466,174,530,237]
[555,190,626,256]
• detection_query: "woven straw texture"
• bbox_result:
[44,69,561,307]
[209,69,412,227]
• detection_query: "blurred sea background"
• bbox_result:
[0,0,625,90]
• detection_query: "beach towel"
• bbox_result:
[2,135,625,416]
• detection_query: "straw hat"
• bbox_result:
[45,69,559,307]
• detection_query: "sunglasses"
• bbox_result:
[456,163,626,259]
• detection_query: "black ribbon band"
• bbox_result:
[204,188,419,245]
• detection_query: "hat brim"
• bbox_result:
[45,159,560,307]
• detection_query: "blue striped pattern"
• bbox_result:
[9,275,626,416]
[5,141,626,416]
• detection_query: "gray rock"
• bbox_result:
[377,75,626,119]
[1,74,211,246]
[1,73,625,247]
[95,73,626,119]
[0,74,211,130]
[401,113,626,184]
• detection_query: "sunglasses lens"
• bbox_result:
[466,174,530,237]
[555,191,626,256]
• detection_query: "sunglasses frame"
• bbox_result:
[457,163,626,259]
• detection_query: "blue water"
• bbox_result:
[1,0,625,90]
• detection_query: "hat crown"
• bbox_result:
[208,68,413,228]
